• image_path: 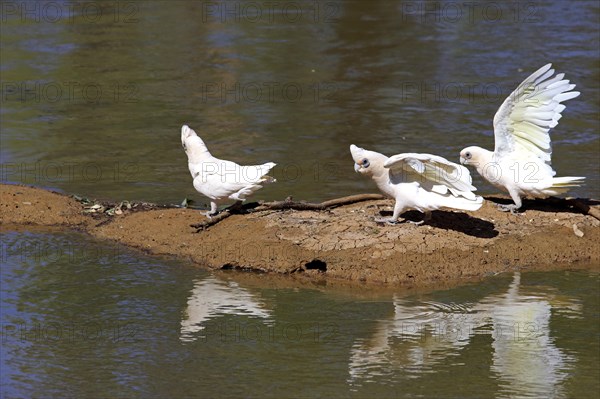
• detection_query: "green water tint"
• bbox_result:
[1,1,599,398]
[1,231,599,398]
[1,1,598,206]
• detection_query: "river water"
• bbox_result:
[1,230,599,398]
[1,1,599,397]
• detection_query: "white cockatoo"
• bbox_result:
[350,144,483,224]
[460,64,584,212]
[181,125,276,216]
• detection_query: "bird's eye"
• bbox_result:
[465,152,472,160]
[362,159,370,168]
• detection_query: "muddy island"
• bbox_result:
[1,183,598,286]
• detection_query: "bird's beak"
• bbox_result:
[459,157,466,165]
[354,163,361,173]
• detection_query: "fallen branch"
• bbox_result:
[189,194,600,232]
[253,193,387,212]
[565,198,600,221]
[528,196,600,221]
[190,193,387,232]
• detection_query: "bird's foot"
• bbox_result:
[202,211,218,220]
[497,204,522,214]
[374,217,399,225]
[405,219,425,225]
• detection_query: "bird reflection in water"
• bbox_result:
[180,276,272,343]
[349,273,580,396]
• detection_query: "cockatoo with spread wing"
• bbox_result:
[350,145,483,224]
[181,125,276,216]
[460,64,584,212]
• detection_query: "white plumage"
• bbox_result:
[351,144,483,224]
[181,125,276,215]
[460,64,584,212]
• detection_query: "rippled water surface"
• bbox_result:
[1,231,599,398]
[1,1,598,203]
[1,1,599,397]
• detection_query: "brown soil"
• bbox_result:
[1,183,599,286]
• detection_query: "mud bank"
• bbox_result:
[1,184,599,286]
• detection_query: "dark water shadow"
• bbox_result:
[379,210,499,238]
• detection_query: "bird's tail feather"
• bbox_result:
[438,194,484,211]
[545,176,585,195]
[251,162,277,182]
[550,176,585,188]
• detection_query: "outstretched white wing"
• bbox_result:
[384,153,476,196]
[493,64,580,163]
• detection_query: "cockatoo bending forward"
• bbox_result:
[351,144,483,224]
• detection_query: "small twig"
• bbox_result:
[190,210,232,231]
[190,193,387,232]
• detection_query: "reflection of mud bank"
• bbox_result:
[1,184,599,286]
